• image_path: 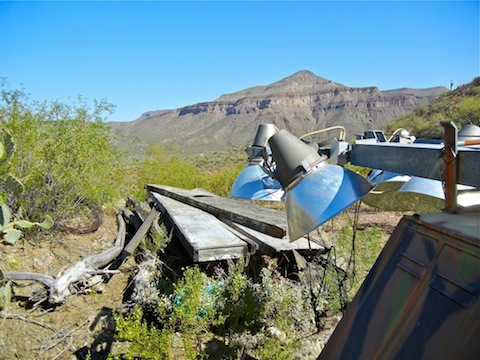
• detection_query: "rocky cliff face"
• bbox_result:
[109,70,448,153]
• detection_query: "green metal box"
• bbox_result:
[319,210,480,359]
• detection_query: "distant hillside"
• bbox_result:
[384,77,480,138]
[108,70,448,154]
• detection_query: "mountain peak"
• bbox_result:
[286,70,318,79]
[271,70,345,90]
[283,70,327,82]
[216,70,345,102]
[109,70,449,154]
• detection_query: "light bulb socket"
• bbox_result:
[252,124,278,147]
[268,129,324,188]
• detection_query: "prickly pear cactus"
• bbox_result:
[0,194,54,244]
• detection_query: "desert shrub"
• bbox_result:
[114,266,224,359]
[197,164,244,197]
[452,97,480,126]
[112,305,173,360]
[169,267,224,337]
[131,143,244,199]
[112,260,321,359]
[0,80,125,224]
[384,77,480,138]
[216,259,263,334]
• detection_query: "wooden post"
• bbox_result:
[441,121,458,213]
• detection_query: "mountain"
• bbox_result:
[384,77,480,138]
[108,70,448,154]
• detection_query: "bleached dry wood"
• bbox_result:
[6,213,127,304]
[0,313,61,332]
[129,251,161,305]
[146,184,288,238]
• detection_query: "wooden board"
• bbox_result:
[146,184,287,238]
[220,219,325,255]
[150,192,247,262]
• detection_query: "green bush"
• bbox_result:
[384,77,480,138]
[112,305,173,360]
[452,97,480,125]
[0,80,125,223]
[112,260,321,359]
[130,143,244,200]
[217,260,262,334]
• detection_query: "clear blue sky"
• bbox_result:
[1,1,478,122]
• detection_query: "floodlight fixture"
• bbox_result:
[458,124,480,144]
[229,124,284,201]
[245,123,279,163]
[268,129,373,240]
[361,170,412,211]
[229,163,284,201]
[395,177,480,213]
[357,129,415,211]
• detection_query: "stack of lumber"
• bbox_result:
[146,184,324,263]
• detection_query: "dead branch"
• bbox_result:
[6,272,54,288]
[4,206,162,306]
[55,203,104,234]
[33,318,89,360]
[48,213,126,303]
[5,213,127,304]
[129,251,162,306]
[0,312,60,333]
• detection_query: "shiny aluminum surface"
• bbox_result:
[362,170,411,211]
[229,164,284,201]
[396,177,480,213]
[286,164,372,240]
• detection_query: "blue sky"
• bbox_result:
[1,1,478,122]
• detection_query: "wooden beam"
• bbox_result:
[146,184,287,238]
[219,218,325,255]
[123,208,160,256]
[150,191,247,262]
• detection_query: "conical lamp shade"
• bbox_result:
[395,177,444,213]
[362,170,411,211]
[286,163,372,240]
[229,164,284,201]
[396,177,480,213]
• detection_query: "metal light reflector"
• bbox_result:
[229,124,284,201]
[229,164,284,201]
[269,129,373,240]
[361,170,411,211]
[396,177,480,213]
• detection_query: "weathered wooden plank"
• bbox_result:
[123,208,160,255]
[126,197,166,239]
[150,192,247,262]
[220,219,325,254]
[146,184,287,238]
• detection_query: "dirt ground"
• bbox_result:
[0,207,403,360]
[0,214,136,360]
